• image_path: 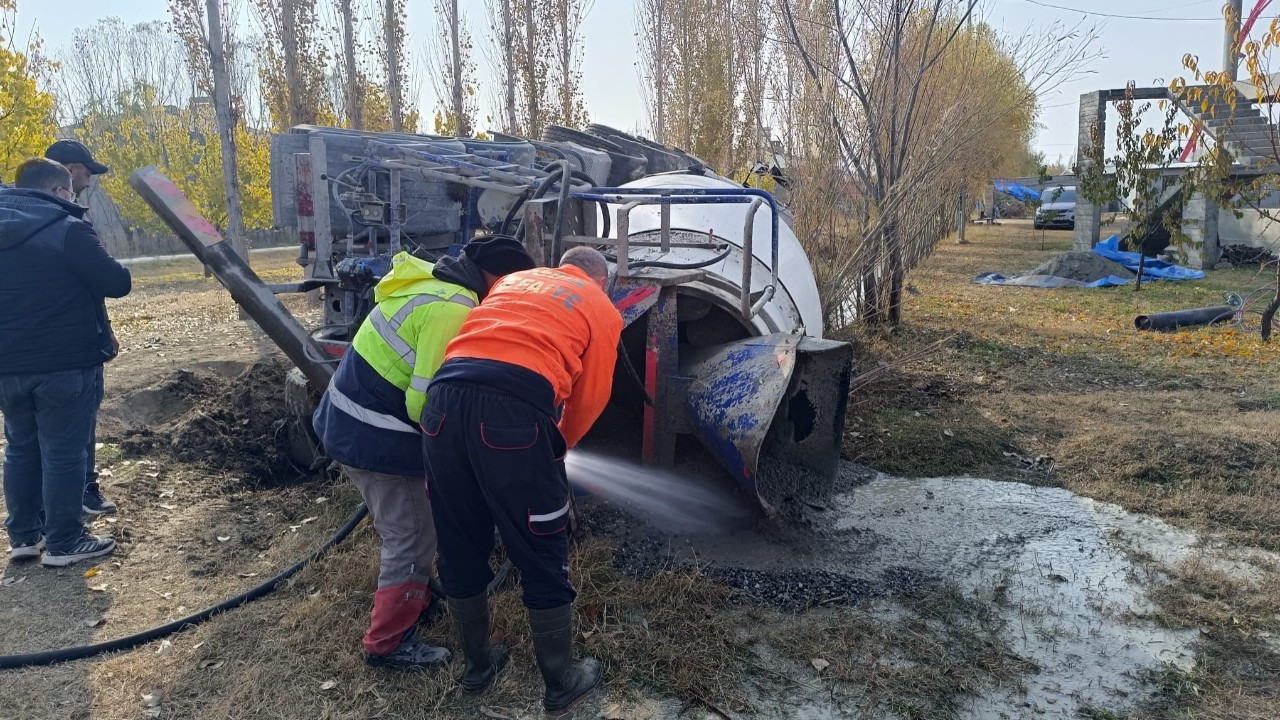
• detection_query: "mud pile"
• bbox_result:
[111,358,299,485]
[1031,251,1133,283]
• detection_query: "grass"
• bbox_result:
[845,221,1280,720]
[767,584,1034,719]
[7,526,753,720]
[6,220,1280,718]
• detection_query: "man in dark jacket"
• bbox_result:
[0,158,131,567]
[45,139,117,516]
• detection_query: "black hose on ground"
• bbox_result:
[0,503,371,670]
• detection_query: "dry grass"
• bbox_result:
[767,584,1034,719]
[8,222,1280,718]
[851,222,1280,720]
[0,526,752,720]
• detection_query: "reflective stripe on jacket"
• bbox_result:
[313,252,477,476]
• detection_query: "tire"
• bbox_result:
[1034,221,1043,230]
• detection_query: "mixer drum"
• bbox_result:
[604,175,853,511]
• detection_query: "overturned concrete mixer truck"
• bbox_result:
[130,123,853,513]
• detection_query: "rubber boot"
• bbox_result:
[448,594,508,693]
[528,604,602,716]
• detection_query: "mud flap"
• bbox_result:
[681,334,852,513]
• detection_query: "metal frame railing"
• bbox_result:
[572,187,780,320]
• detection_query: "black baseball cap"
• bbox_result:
[45,140,110,175]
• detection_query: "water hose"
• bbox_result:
[0,503,370,670]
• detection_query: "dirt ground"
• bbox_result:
[1,225,1278,719]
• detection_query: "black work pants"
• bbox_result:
[421,379,574,610]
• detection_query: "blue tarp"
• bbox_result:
[993,179,1040,201]
[971,235,1205,288]
[1092,235,1206,281]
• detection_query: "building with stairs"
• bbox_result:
[1073,85,1279,269]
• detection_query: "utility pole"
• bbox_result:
[1224,0,1244,81]
[205,0,248,258]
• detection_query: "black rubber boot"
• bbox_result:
[528,604,602,716]
[448,594,508,693]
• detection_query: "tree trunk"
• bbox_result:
[1135,251,1146,291]
[887,222,904,325]
[654,0,665,141]
[385,0,403,131]
[281,0,301,126]
[449,0,467,135]
[955,190,968,244]
[522,0,540,135]
[339,0,361,129]
[205,0,247,258]
[503,0,517,133]
[559,2,570,123]
[1261,260,1280,341]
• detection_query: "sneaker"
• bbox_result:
[83,483,117,516]
[8,537,45,561]
[363,633,451,671]
[41,534,116,567]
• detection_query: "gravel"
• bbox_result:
[1031,251,1134,283]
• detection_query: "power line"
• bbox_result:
[1017,0,1226,21]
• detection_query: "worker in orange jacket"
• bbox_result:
[420,246,622,716]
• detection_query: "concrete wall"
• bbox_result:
[1218,210,1280,251]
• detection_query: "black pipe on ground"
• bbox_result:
[1134,305,1235,332]
[0,504,369,670]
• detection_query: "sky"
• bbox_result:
[14,0,1264,164]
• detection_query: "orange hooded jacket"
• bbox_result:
[442,264,624,448]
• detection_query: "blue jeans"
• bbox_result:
[1,366,103,552]
[85,373,104,491]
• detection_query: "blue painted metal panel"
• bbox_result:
[680,334,800,503]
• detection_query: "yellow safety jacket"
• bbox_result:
[312,252,478,475]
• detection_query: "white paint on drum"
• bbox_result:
[606,174,824,337]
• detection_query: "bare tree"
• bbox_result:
[205,0,248,257]
[483,0,587,135]
[384,0,405,131]
[546,0,591,127]
[637,0,736,169]
[448,0,465,133]
[339,0,362,129]
[519,0,541,133]
[637,0,667,140]
[430,0,476,135]
[484,0,519,133]
[253,0,330,128]
[777,1,1096,326]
